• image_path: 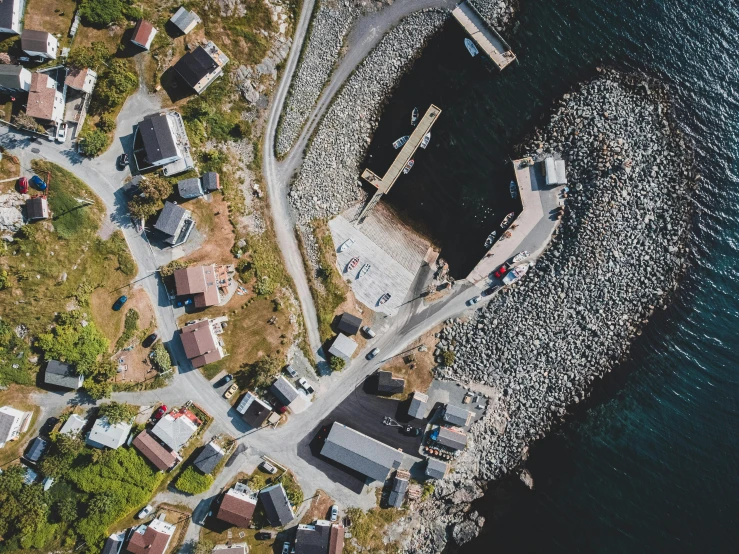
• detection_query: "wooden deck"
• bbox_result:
[452,1,516,71]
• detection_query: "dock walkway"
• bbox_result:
[452,1,516,71]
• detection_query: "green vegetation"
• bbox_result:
[235,233,291,298]
[421,482,435,500]
[0,320,36,386]
[160,259,189,277]
[182,79,251,149]
[235,354,282,391]
[115,308,139,350]
[281,471,303,507]
[344,507,403,554]
[79,128,108,157]
[79,0,141,28]
[329,356,345,372]
[441,351,455,366]
[151,342,172,372]
[98,401,137,424]
[174,466,214,495]
[127,174,173,220]
[37,310,110,376]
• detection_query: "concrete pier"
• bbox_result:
[452,1,516,71]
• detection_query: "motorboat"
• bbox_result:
[512,251,529,263]
[502,263,531,286]
[339,238,354,252]
[347,257,359,272]
[464,38,479,57]
[510,180,518,199]
[484,231,497,249]
[393,135,409,149]
[411,107,419,126]
[500,211,515,229]
[379,293,392,305]
[403,160,414,174]
[358,263,371,277]
[420,132,431,149]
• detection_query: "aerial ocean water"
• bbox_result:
[364,0,739,550]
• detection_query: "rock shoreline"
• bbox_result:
[396,69,695,552]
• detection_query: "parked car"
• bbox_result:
[255,532,273,540]
[137,505,153,519]
[55,123,67,143]
[17,176,28,193]
[223,374,234,384]
[330,505,339,522]
[404,425,421,437]
[481,286,497,297]
[367,347,380,360]
[260,461,277,474]
[117,153,129,169]
[30,175,47,191]
[285,365,298,378]
[142,333,158,348]
[152,405,167,420]
[362,326,376,338]
[494,266,508,279]
[112,295,128,311]
[298,378,314,395]
[467,296,480,306]
[282,542,291,554]
[224,383,238,399]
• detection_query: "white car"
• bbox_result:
[362,326,376,338]
[260,461,277,474]
[285,364,298,378]
[55,123,67,143]
[467,296,480,306]
[330,504,339,521]
[298,377,315,395]
[137,505,153,519]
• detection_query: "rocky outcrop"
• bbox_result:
[397,70,695,552]
[470,0,518,30]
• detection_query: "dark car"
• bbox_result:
[112,295,128,311]
[494,266,508,279]
[403,425,421,437]
[17,176,28,193]
[481,286,497,297]
[255,532,274,540]
[152,405,168,420]
[117,153,129,169]
[30,175,47,191]
[142,333,158,348]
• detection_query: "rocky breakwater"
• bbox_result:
[398,69,696,552]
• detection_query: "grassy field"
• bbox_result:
[0,385,40,467]
[23,0,76,38]
[344,507,405,554]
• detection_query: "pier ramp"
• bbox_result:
[452,1,516,71]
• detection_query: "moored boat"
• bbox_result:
[512,251,529,263]
[403,160,414,174]
[500,211,515,229]
[347,257,359,271]
[464,38,479,57]
[484,231,497,249]
[411,107,419,126]
[379,292,392,305]
[339,238,354,252]
[420,132,431,149]
[510,180,518,199]
[502,263,531,286]
[393,135,409,149]
[358,263,371,277]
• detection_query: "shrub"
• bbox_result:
[98,401,137,424]
[441,350,455,366]
[159,259,189,278]
[37,311,109,376]
[115,309,139,350]
[329,356,345,372]
[79,129,107,157]
[98,112,115,132]
[175,466,213,495]
[79,0,123,28]
[151,343,171,372]
[0,269,9,290]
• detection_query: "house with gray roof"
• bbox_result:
[25,436,47,463]
[259,483,295,527]
[436,426,467,451]
[212,546,246,554]
[0,65,31,92]
[0,406,31,448]
[174,41,229,95]
[442,404,473,427]
[320,422,403,482]
[407,391,428,419]
[376,371,404,396]
[328,333,357,362]
[177,177,203,199]
[150,408,199,452]
[294,520,332,554]
[0,0,22,34]
[60,414,87,436]
[102,532,126,554]
[135,111,194,176]
[387,469,410,508]
[425,457,448,480]
[201,171,220,192]
[86,417,132,450]
[270,376,310,413]
[193,439,225,474]
[337,313,361,335]
[44,360,83,389]
[21,30,58,59]
[154,202,195,245]
[169,6,201,35]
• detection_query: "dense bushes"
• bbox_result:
[98,401,137,424]
[151,343,172,372]
[37,311,109,376]
[127,174,173,220]
[79,129,108,157]
[79,0,141,28]
[174,466,213,495]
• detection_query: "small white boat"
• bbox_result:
[393,135,409,149]
[464,38,479,57]
[379,293,391,305]
[510,180,518,199]
[420,132,431,149]
[403,159,414,174]
[502,263,531,286]
[484,231,497,249]
[512,251,529,264]
[411,107,419,126]
[500,211,515,229]
[358,263,371,278]
[339,238,354,252]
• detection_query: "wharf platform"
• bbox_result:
[466,158,565,287]
[452,1,516,71]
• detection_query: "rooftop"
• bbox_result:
[436,426,468,450]
[125,519,175,554]
[407,391,429,419]
[321,422,403,482]
[387,469,410,508]
[193,440,225,474]
[425,457,448,480]
[259,483,295,527]
[86,417,132,450]
[133,429,179,471]
[337,312,362,335]
[328,333,357,360]
[236,391,272,428]
[59,414,87,436]
[151,408,199,452]
[294,520,332,554]
[180,320,223,367]
[217,486,257,528]
[442,404,473,427]
[376,371,405,395]
[131,19,157,49]
[44,360,81,389]
[21,30,53,54]
[26,72,59,121]
[174,265,220,308]
[170,6,201,34]
[139,113,178,166]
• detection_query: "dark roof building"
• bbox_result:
[436,426,467,451]
[0,65,31,91]
[193,440,225,474]
[26,196,49,220]
[337,313,361,335]
[177,177,203,199]
[270,375,299,406]
[425,458,448,480]
[376,371,405,396]
[387,469,410,508]
[154,202,194,245]
[294,520,331,554]
[0,0,22,34]
[132,430,179,471]
[442,404,473,427]
[201,171,220,192]
[25,436,47,463]
[320,423,403,482]
[139,113,178,167]
[173,41,228,94]
[169,6,201,34]
[217,484,257,528]
[44,360,83,389]
[130,20,157,50]
[101,532,126,554]
[235,392,272,428]
[407,391,428,419]
[259,483,295,527]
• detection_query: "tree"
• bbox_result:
[238,355,281,389]
[98,401,137,424]
[191,539,215,554]
[159,259,189,277]
[151,343,172,372]
[79,129,108,157]
[138,174,173,203]
[37,312,109,376]
[79,0,123,28]
[0,269,9,290]
[12,112,42,132]
[329,356,345,372]
[98,112,116,132]
[56,496,78,524]
[67,42,110,72]
[95,61,137,111]
[127,196,160,220]
[84,379,113,400]
[174,466,213,495]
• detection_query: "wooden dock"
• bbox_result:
[452,1,516,71]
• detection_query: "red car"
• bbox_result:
[17,177,28,194]
[494,266,508,279]
[153,405,168,420]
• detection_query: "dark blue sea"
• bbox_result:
[363,0,739,550]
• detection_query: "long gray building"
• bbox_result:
[320,423,403,482]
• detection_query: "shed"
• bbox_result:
[376,371,405,396]
[26,196,49,220]
[555,159,567,185]
[387,469,410,508]
[59,414,87,436]
[25,436,47,463]
[44,360,83,389]
[425,457,448,480]
[337,313,361,335]
[544,156,557,186]
[169,6,201,35]
[177,177,203,199]
[201,171,220,192]
[407,391,428,419]
[193,440,225,474]
[435,426,467,451]
[442,404,473,427]
[328,333,357,362]
[86,417,132,450]
[130,19,157,50]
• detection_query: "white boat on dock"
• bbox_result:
[411,107,419,126]
[393,135,409,149]
[403,159,414,174]
[512,251,529,263]
[420,132,431,149]
[358,263,371,278]
[502,263,531,285]
[464,38,479,57]
[339,238,354,252]
[500,211,515,228]
[484,231,497,249]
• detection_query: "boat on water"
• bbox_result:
[379,292,392,305]
[347,257,359,272]
[502,263,531,286]
[420,132,431,149]
[411,107,419,126]
[512,251,529,263]
[393,135,409,149]
[403,160,414,174]
[464,38,479,57]
[358,263,371,278]
[484,231,497,249]
[500,211,515,229]
[510,180,518,199]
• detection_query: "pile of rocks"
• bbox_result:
[398,70,695,552]
[276,1,361,155]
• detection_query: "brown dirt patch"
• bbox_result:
[0,385,41,468]
[380,326,439,397]
[90,285,155,345]
[301,490,334,523]
[23,0,76,39]
[75,23,126,51]
[180,194,235,266]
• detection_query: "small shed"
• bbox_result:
[193,440,225,474]
[337,313,361,335]
[425,457,448,480]
[376,370,405,396]
[328,333,357,362]
[169,6,201,35]
[25,436,47,463]
[407,391,428,419]
[387,469,410,508]
[435,426,468,451]
[442,404,473,427]
[59,414,87,436]
[26,196,49,220]
[177,177,203,199]
[201,171,220,192]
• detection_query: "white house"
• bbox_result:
[85,416,132,450]
[26,72,64,124]
[0,406,32,448]
[20,30,58,59]
[0,0,23,35]
[0,65,31,92]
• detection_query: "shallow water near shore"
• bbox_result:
[366,0,739,550]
